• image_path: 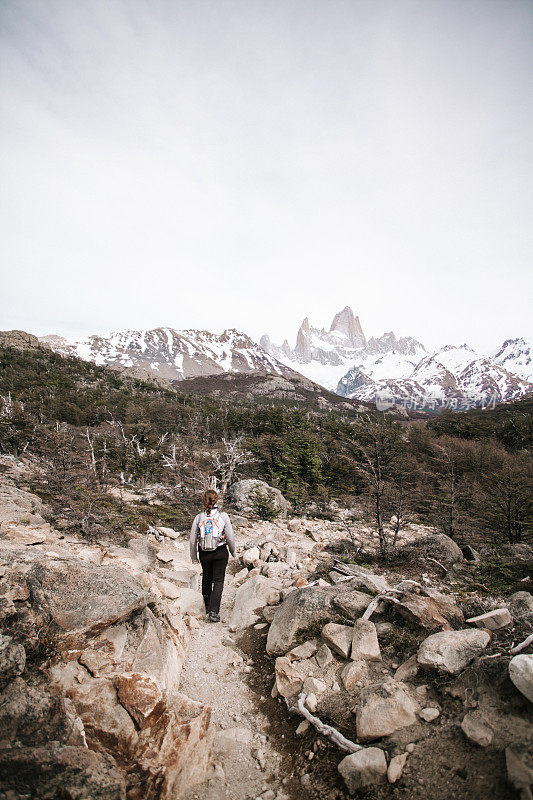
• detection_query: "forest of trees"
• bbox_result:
[0,343,531,553]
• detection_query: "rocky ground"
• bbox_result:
[0,461,531,800]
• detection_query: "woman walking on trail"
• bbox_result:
[190,489,236,622]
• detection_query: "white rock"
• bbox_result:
[509,654,533,703]
[168,588,205,616]
[338,748,388,791]
[351,619,381,662]
[419,707,440,722]
[304,693,318,712]
[228,575,281,631]
[274,657,304,698]
[466,608,512,630]
[387,752,408,783]
[417,629,491,675]
[356,680,418,741]
[321,623,353,659]
[296,720,310,735]
[243,547,261,567]
[156,578,182,600]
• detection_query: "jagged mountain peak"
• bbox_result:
[329,306,366,348]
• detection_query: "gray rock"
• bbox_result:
[418,533,463,566]
[507,591,533,619]
[505,744,533,790]
[356,680,418,741]
[332,589,373,620]
[394,654,419,682]
[338,748,387,790]
[0,634,25,689]
[230,479,289,518]
[509,654,533,703]
[0,744,126,799]
[351,619,381,662]
[335,568,390,595]
[417,629,491,675]
[321,623,353,659]
[315,643,333,669]
[387,752,408,783]
[461,712,494,747]
[288,640,318,660]
[266,586,340,655]
[25,558,149,640]
[229,575,281,631]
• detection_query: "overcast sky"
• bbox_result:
[1,0,532,353]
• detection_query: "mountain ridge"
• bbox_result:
[37,309,533,410]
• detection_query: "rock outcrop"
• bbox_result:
[0,480,214,799]
[230,480,289,518]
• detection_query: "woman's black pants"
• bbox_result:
[198,544,229,614]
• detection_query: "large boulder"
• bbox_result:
[0,744,126,800]
[266,586,335,655]
[133,692,214,800]
[356,680,418,741]
[417,533,463,567]
[230,479,289,518]
[25,558,149,643]
[228,575,281,631]
[417,629,491,675]
[332,589,372,620]
[266,583,359,655]
[393,593,461,631]
[509,654,533,703]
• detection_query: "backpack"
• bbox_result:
[198,509,226,551]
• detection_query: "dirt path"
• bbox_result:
[179,565,292,800]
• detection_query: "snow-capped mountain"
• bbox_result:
[339,343,533,409]
[40,327,297,382]
[492,337,533,383]
[261,307,427,393]
[39,310,532,411]
[262,308,533,409]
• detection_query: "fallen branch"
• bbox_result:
[291,693,362,754]
[427,557,448,574]
[510,633,533,655]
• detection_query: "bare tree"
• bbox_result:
[213,435,257,497]
[344,414,405,556]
